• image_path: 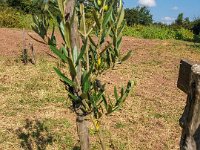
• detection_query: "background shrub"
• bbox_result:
[175,28,194,41]
[123,25,175,39]
[0,6,32,29]
[125,6,153,26]
[123,25,194,41]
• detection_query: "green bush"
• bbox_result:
[194,34,200,43]
[123,25,195,42]
[0,6,21,28]
[141,26,175,39]
[123,25,175,39]
[0,6,32,29]
[175,28,194,41]
[125,6,153,26]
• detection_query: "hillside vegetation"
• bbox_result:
[1,2,200,42]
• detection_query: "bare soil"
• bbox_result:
[1,28,200,149]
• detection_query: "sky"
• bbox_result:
[123,0,200,24]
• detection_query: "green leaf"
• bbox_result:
[64,22,72,49]
[107,105,113,114]
[60,45,68,57]
[96,91,104,103]
[82,63,93,85]
[79,3,85,34]
[73,45,78,65]
[117,20,126,36]
[53,67,75,86]
[50,45,67,62]
[83,80,90,93]
[115,81,133,107]
[117,37,122,49]
[117,8,125,28]
[115,97,122,107]
[66,57,77,78]
[59,21,71,49]
[48,25,57,46]
[102,94,108,110]
[93,0,100,10]
[68,92,79,101]
[125,80,132,94]
[114,86,119,100]
[76,38,88,65]
[100,27,111,44]
[57,0,64,17]
[103,7,113,27]
[121,50,132,62]
[58,21,66,42]
[93,10,101,29]
[80,93,88,100]
[91,93,98,108]
[121,87,124,96]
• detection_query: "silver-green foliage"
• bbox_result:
[32,0,132,123]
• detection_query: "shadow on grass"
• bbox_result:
[16,119,54,150]
[73,146,80,150]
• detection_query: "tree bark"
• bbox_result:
[76,115,90,150]
[179,64,200,150]
[65,1,89,149]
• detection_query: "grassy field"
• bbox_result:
[0,28,200,149]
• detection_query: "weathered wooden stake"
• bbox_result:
[22,28,28,65]
[179,64,200,150]
[30,43,36,65]
[22,48,28,65]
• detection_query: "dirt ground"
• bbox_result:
[1,28,200,149]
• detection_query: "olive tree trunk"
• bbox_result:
[77,115,90,150]
[65,1,89,149]
[179,64,200,150]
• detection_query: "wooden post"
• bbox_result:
[22,28,28,65]
[179,64,200,150]
[30,43,36,65]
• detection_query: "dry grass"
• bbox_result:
[1,29,200,149]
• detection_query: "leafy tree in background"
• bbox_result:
[192,18,200,35]
[175,13,184,26]
[183,17,191,29]
[125,6,153,26]
[171,13,192,30]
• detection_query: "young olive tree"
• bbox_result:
[32,0,133,149]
